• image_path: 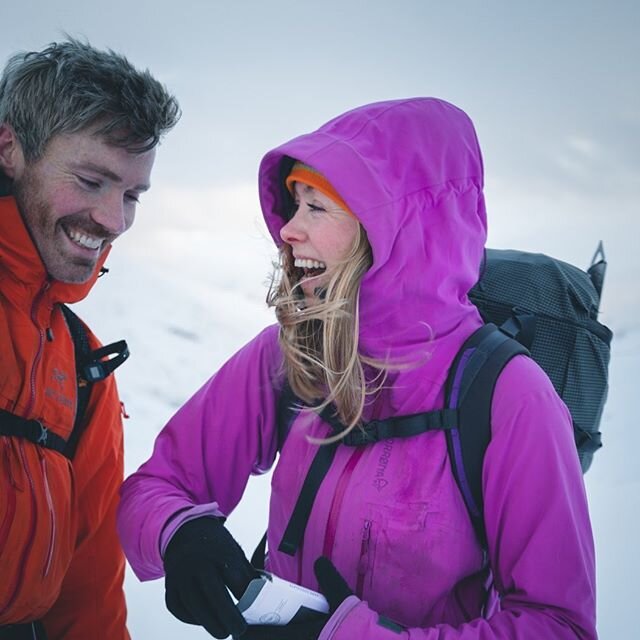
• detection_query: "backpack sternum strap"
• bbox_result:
[0,409,69,455]
[341,409,458,446]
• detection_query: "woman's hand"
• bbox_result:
[237,557,353,640]
[163,516,259,638]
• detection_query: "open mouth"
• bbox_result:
[62,224,104,252]
[294,258,327,279]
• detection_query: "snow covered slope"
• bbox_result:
[76,186,638,639]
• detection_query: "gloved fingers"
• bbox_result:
[313,557,354,612]
[165,582,199,624]
[223,553,261,600]
[165,572,247,639]
[235,618,327,640]
[198,573,248,638]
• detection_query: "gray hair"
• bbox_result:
[0,38,180,160]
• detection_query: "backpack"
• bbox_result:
[0,304,129,459]
[469,244,611,473]
[252,244,612,565]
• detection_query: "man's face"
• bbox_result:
[11,130,155,283]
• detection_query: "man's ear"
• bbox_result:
[0,124,25,179]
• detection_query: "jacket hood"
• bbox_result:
[0,195,109,304]
[259,98,487,401]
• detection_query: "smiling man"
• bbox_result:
[0,39,179,640]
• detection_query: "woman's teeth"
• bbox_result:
[294,258,326,270]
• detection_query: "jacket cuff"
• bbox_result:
[159,502,225,558]
[318,596,408,640]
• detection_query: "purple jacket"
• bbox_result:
[118,98,596,638]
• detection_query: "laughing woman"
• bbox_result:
[117,98,596,639]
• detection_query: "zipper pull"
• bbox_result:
[358,520,372,574]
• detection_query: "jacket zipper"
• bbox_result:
[0,441,38,615]
[356,519,372,598]
[0,440,18,552]
[0,282,49,613]
[24,282,49,417]
[39,451,56,577]
[322,448,366,558]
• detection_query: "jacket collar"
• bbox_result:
[0,194,109,305]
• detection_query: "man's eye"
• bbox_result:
[78,176,100,189]
[308,203,326,213]
[125,192,140,204]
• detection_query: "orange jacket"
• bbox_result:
[0,195,130,639]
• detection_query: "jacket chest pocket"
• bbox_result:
[37,338,78,441]
[356,501,429,597]
[355,500,480,625]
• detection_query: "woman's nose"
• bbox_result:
[280,212,306,245]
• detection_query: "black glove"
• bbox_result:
[163,516,259,638]
[237,556,354,640]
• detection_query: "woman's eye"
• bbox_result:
[308,203,326,213]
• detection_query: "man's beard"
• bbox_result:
[12,169,101,284]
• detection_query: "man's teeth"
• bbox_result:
[294,258,326,270]
[67,229,102,250]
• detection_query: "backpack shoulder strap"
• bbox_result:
[59,304,93,459]
[59,304,129,459]
[444,323,529,549]
[251,381,303,569]
[255,324,528,565]
[0,305,128,459]
[276,380,301,451]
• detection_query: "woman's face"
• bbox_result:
[280,182,359,300]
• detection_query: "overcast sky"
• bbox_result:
[3,1,638,286]
[5,1,638,190]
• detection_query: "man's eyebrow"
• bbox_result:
[72,162,150,191]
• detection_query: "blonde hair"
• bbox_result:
[267,224,376,438]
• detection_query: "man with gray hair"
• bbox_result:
[0,39,179,639]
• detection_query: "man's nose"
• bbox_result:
[90,192,128,235]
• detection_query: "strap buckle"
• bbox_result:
[36,423,49,446]
[343,420,392,446]
[25,419,49,446]
[81,340,130,383]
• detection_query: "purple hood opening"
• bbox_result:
[259,98,486,386]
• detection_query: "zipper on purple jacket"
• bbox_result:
[356,519,372,597]
[322,448,366,559]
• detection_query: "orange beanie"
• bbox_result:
[285,162,354,217]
